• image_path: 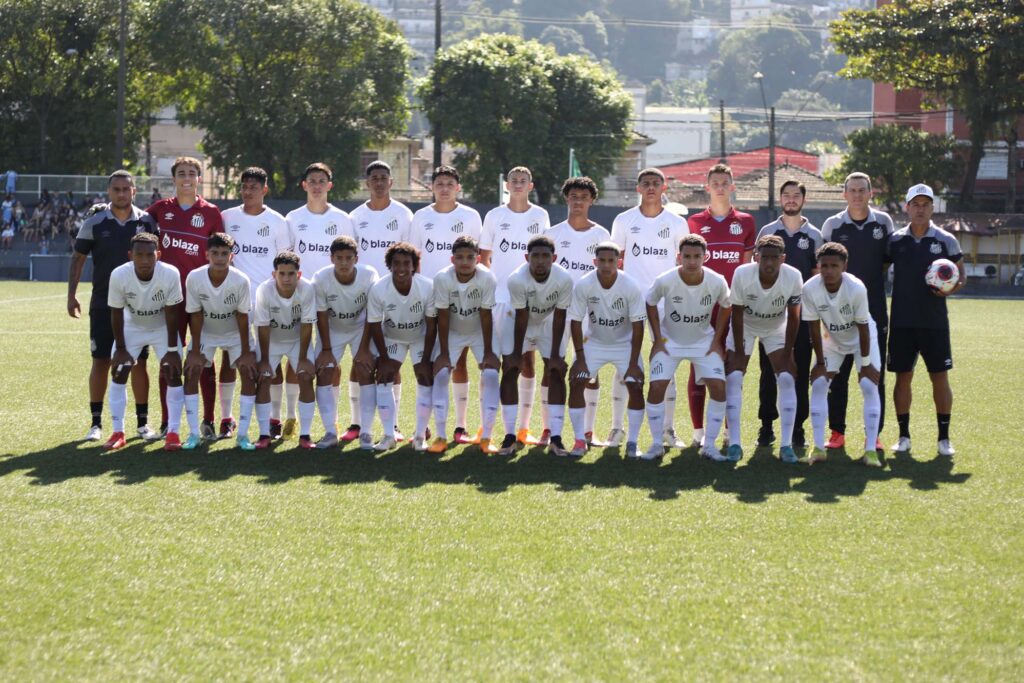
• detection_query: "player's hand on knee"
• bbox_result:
[480,352,500,371]
[111,349,134,380]
[295,358,315,378]
[708,340,726,361]
[503,352,522,374]
[354,349,375,375]
[160,350,182,379]
[810,361,828,383]
[412,361,432,386]
[235,351,257,382]
[257,360,274,384]
[315,349,336,374]
[433,355,452,377]
[725,350,746,374]
[184,350,206,381]
[545,355,567,377]
[649,339,667,361]
[859,364,880,385]
[625,363,644,386]
[569,359,590,383]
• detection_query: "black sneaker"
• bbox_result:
[269,419,282,440]
[200,420,217,442]
[497,433,518,456]
[757,423,776,447]
[548,435,569,457]
[219,418,237,440]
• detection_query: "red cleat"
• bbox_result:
[537,429,552,446]
[102,431,126,451]
[453,427,477,445]
[826,430,845,449]
[269,419,282,440]
[340,424,361,442]
[164,432,182,451]
[254,435,273,449]
[298,436,316,449]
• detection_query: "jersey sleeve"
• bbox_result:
[787,271,803,305]
[715,276,731,308]
[728,271,746,308]
[286,215,299,251]
[481,271,497,309]
[610,214,627,249]
[313,272,328,312]
[508,275,526,310]
[939,231,962,261]
[480,210,497,250]
[165,267,184,307]
[208,207,224,233]
[820,215,838,242]
[366,284,384,324]
[627,282,647,323]
[801,287,819,321]
[423,280,437,318]
[466,208,483,240]
[645,276,663,307]
[274,216,292,253]
[742,215,757,251]
[431,273,450,312]
[852,283,870,325]
[107,271,125,308]
[236,275,252,313]
[556,273,573,309]
[253,287,271,327]
[567,282,587,323]
[74,215,98,254]
[184,271,202,313]
[340,212,356,239]
[300,282,318,324]
[408,214,424,250]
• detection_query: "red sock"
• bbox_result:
[687,366,706,429]
[201,363,217,422]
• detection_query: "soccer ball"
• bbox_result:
[925,258,959,294]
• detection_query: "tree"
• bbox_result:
[707,20,814,108]
[446,0,524,44]
[145,0,411,198]
[824,125,963,212]
[540,26,590,58]
[418,34,632,204]
[831,0,1024,207]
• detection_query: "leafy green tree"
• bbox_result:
[418,34,631,204]
[824,125,963,210]
[540,26,590,58]
[604,0,691,81]
[831,0,1024,206]
[145,0,411,198]
[707,20,813,108]
[447,0,524,44]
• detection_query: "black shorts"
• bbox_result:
[89,308,149,362]
[887,327,951,374]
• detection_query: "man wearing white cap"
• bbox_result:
[884,183,965,457]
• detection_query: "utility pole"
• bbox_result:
[115,0,127,167]
[719,99,726,162]
[768,106,776,212]
[431,0,442,169]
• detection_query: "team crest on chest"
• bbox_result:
[257,225,269,237]
[191,214,205,229]
[658,226,670,239]
[873,226,883,240]
[700,294,712,306]
[840,303,852,315]
[797,237,809,250]
[729,222,742,235]
[929,242,942,254]
[772,295,784,308]
[527,223,540,234]
[325,223,338,236]
[224,292,238,306]
[611,297,625,311]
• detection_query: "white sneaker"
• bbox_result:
[605,428,625,447]
[412,435,427,452]
[358,433,374,451]
[85,425,103,441]
[373,435,398,452]
[691,428,705,448]
[938,439,956,457]
[891,437,912,453]
[700,445,727,462]
[663,428,686,448]
[640,444,666,461]
[137,425,161,442]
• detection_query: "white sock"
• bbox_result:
[219,382,235,421]
[238,394,255,439]
[647,400,666,447]
[415,384,432,438]
[255,401,271,436]
[393,383,402,420]
[316,385,337,434]
[285,382,299,420]
[777,372,797,448]
[518,375,535,432]
[433,369,451,438]
[270,382,283,421]
[377,383,396,437]
[109,381,128,433]
[704,399,726,450]
[569,406,586,442]
[480,369,499,440]
[348,380,361,428]
[860,377,881,450]
[453,381,469,430]
[541,399,551,431]
[298,400,315,437]
[184,393,200,435]
[665,379,678,434]
[627,408,644,444]
[584,386,600,434]
[502,405,518,437]
[725,371,744,446]
[359,384,377,435]
[611,371,627,430]
[549,404,565,438]
[810,376,829,449]
[167,385,184,433]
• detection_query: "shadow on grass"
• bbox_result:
[0,437,971,503]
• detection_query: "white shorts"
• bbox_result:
[726,327,787,356]
[315,327,364,364]
[115,327,172,361]
[263,339,315,372]
[649,348,725,385]
[579,342,642,380]
[189,333,254,368]
[500,316,568,360]
[371,336,427,365]
[823,328,881,374]
[434,328,499,365]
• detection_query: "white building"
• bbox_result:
[731,0,773,25]
[635,106,713,168]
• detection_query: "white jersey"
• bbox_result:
[433,264,497,337]
[568,270,646,347]
[545,221,611,283]
[184,265,252,343]
[367,273,436,344]
[108,261,183,333]
[646,267,730,355]
[220,205,290,302]
[253,278,317,345]
[285,204,355,276]
[312,264,379,335]
[481,204,551,302]
[408,203,483,277]
[802,272,871,352]
[729,262,803,338]
[610,206,689,289]
[348,199,413,276]
[507,262,574,328]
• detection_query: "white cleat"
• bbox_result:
[663,428,686,449]
[640,444,666,461]
[358,433,374,451]
[316,432,339,449]
[937,439,956,457]
[891,437,912,453]
[373,435,397,452]
[691,428,705,448]
[700,445,728,462]
[412,435,428,452]
[605,428,625,448]
[136,425,162,442]
[85,425,103,441]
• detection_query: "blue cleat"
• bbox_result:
[779,445,798,464]
[726,443,744,462]
[236,435,256,451]
[181,433,203,451]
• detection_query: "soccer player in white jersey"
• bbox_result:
[312,236,379,449]
[567,242,647,459]
[429,236,501,453]
[409,165,483,445]
[799,242,883,467]
[219,167,289,439]
[281,162,354,439]
[545,176,612,446]
[481,166,551,447]
[642,234,731,462]
[610,167,690,449]
[182,233,258,450]
[364,242,438,451]
[253,251,319,450]
[724,235,804,463]
[103,233,183,451]
[497,235,572,456]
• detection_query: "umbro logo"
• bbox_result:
[560,240,571,249]
[359,221,369,230]
[163,212,175,221]
[386,303,397,312]
[297,223,308,232]
[700,226,711,234]
[424,222,434,230]
[588,296,600,304]
[672,296,684,304]
[500,222,511,230]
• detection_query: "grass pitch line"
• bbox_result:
[0,293,77,306]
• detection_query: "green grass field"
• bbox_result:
[1,281,1022,680]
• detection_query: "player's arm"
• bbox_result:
[67,250,88,318]
[626,320,645,383]
[315,310,335,372]
[184,310,206,381]
[808,320,827,381]
[856,321,879,384]
[296,321,315,378]
[710,304,730,360]
[256,325,273,379]
[109,306,134,376]
[231,311,256,381]
[646,303,667,360]
[479,250,492,268]
[479,307,499,369]
[569,319,588,380]
[434,306,451,376]
[547,308,567,373]
[161,301,182,381]
[507,306,529,371]
[414,316,437,385]
[727,305,748,373]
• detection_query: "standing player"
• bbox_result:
[497,235,572,456]
[219,167,290,439]
[429,237,500,453]
[610,167,689,448]
[68,170,158,442]
[146,156,224,439]
[887,184,965,457]
[103,233,183,451]
[364,242,438,451]
[312,236,379,449]
[755,180,823,448]
[481,166,551,446]
[643,234,731,461]
[799,243,883,467]
[546,176,612,445]
[724,235,804,463]
[685,163,756,446]
[408,165,483,445]
[567,242,646,459]
[820,172,894,451]
[182,233,258,450]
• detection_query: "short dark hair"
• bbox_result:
[432,165,459,183]
[208,232,235,250]
[240,167,268,186]
[452,235,479,254]
[108,170,134,186]
[274,250,301,269]
[706,163,733,182]
[779,179,806,197]
[756,234,785,253]
[385,241,420,271]
[637,167,665,184]
[594,241,621,258]
[130,232,158,248]
[330,235,358,255]
[561,176,598,199]
[527,235,555,254]
[366,160,391,177]
[303,162,332,182]
[816,241,848,262]
[679,233,707,253]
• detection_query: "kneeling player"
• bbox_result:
[498,235,573,456]
[104,233,183,450]
[567,242,646,458]
[182,233,258,450]
[644,234,731,461]
[253,252,318,449]
[800,242,883,467]
[725,235,804,462]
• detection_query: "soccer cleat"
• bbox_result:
[254,435,273,450]
[605,428,626,448]
[663,428,686,449]
[757,424,776,447]
[862,449,883,468]
[498,434,518,456]
[726,443,744,462]
[218,418,237,440]
[281,418,298,440]
[479,438,498,454]
[200,420,217,442]
[640,444,666,461]
[548,436,569,457]
[394,427,406,443]
[359,433,375,451]
[624,442,638,459]
[181,433,203,451]
[537,429,552,447]
[427,436,449,453]
[938,439,956,457]
[799,446,827,465]
[779,445,798,464]
[569,439,588,458]
[340,424,361,442]
[137,425,161,442]
[516,428,539,447]
[585,431,607,447]
[158,423,168,439]
[453,427,477,445]
[298,436,316,450]
[892,437,912,453]
[269,419,282,440]
[412,435,427,452]
[691,428,705,448]
[875,437,884,451]
[826,430,845,449]
[316,432,339,449]
[164,432,182,451]
[102,432,126,451]
[700,445,727,462]
[85,425,103,441]
[236,435,256,451]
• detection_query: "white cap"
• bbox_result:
[905,183,935,204]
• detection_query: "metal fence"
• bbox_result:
[10,174,182,198]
